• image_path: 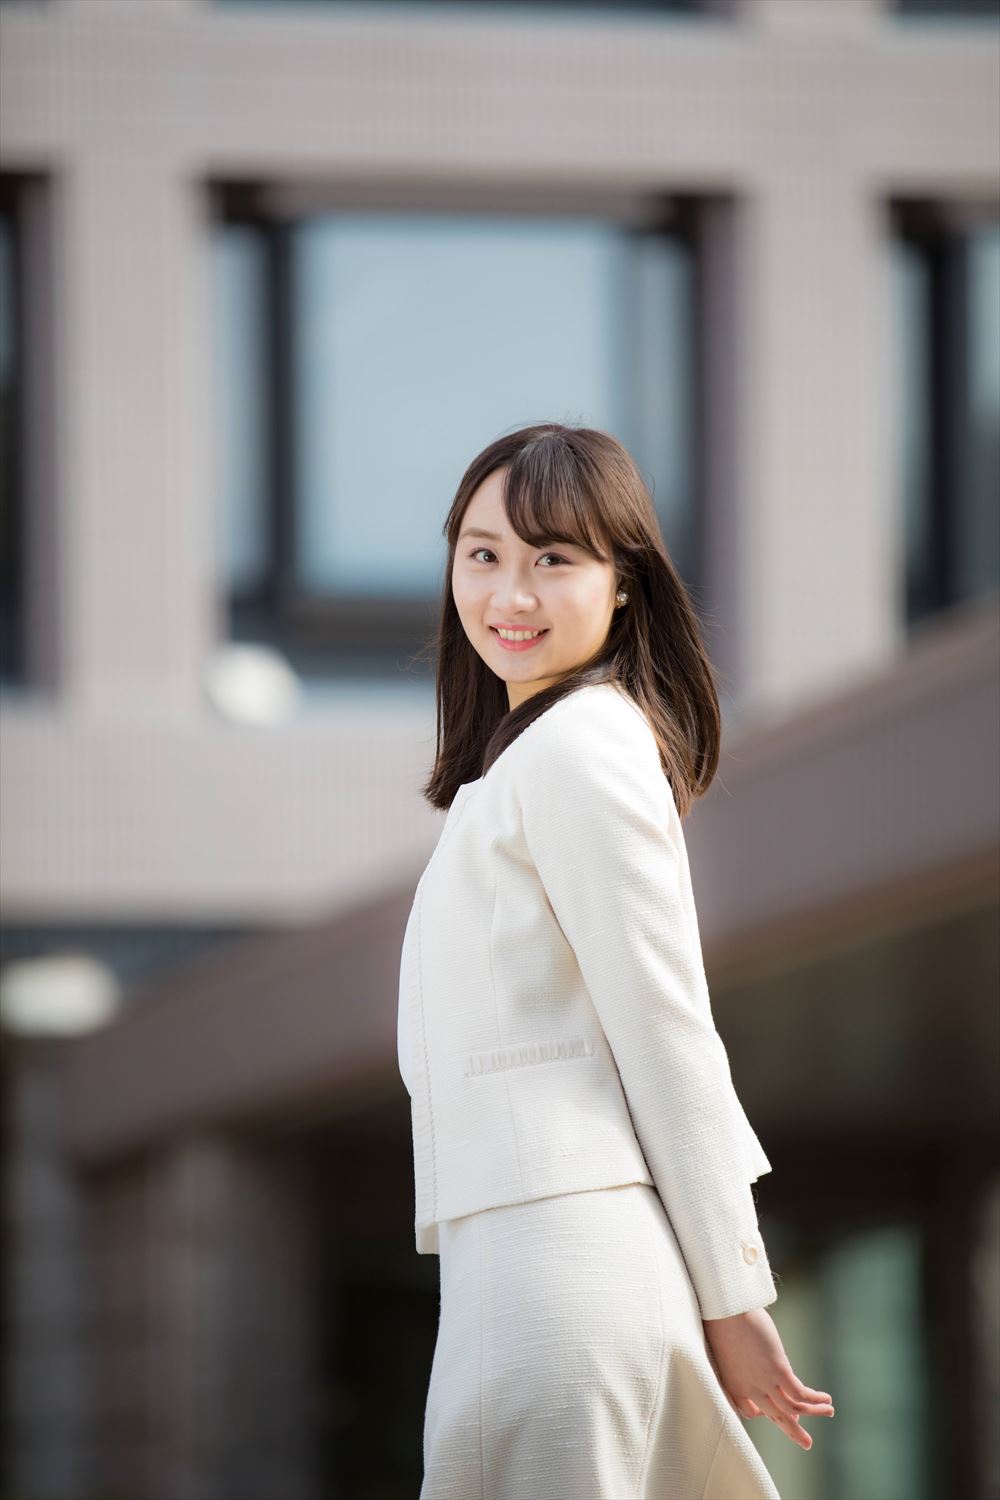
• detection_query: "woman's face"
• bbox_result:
[452,466,619,711]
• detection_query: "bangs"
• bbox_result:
[501,437,614,563]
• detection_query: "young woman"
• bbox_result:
[397,423,834,1499]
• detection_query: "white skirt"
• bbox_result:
[421,1182,781,1500]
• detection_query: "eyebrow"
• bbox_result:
[458,527,577,547]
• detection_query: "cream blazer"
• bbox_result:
[397,681,778,1322]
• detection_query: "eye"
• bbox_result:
[468,548,569,567]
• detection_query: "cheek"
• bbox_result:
[572,578,614,621]
[452,570,487,619]
[451,567,470,600]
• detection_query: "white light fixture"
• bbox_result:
[203,642,303,726]
[0,953,122,1038]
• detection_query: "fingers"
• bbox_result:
[734,1368,836,1450]
[776,1378,835,1419]
[781,1393,835,1416]
[759,1393,813,1450]
[755,1377,835,1451]
[786,1377,833,1403]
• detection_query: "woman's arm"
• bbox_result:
[519,696,836,1443]
[518,700,776,1323]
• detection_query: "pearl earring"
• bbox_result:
[616,589,629,606]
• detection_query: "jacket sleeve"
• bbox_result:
[518,699,779,1321]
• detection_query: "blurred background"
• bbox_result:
[0,0,998,1496]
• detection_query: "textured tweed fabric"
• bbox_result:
[421,1182,781,1500]
[398,681,778,1321]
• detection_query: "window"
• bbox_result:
[211,187,702,684]
[754,1217,932,1500]
[891,205,1000,632]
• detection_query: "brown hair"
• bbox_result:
[416,422,722,819]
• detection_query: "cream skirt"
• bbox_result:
[420,1181,780,1500]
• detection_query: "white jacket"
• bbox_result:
[397,680,778,1322]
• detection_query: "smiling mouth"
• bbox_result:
[490,626,550,649]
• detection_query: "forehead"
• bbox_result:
[458,484,524,544]
[463,468,507,524]
[460,470,571,546]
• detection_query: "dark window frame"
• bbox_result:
[211,181,704,682]
[894,0,999,18]
[214,188,449,678]
[891,199,1000,631]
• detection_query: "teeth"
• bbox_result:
[496,628,544,641]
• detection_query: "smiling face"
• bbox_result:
[452,466,620,711]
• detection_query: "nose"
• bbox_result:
[492,573,539,612]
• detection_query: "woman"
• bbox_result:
[397,423,834,1499]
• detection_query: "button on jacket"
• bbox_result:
[397,680,778,1323]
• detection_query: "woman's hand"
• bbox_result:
[702,1307,835,1451]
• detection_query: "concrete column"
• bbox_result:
[57,145,216,720]
[696,0,901,726]
[725,168,899,724]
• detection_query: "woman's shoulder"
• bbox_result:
[505,682,680,848]
[510,681,663,785]
[533,680,654,742]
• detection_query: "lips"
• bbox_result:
[490,626,550,651]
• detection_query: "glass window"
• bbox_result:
[961,226,1000,601]
[891,209,1000,631]
[893,237,935,620]
[754,1221,932,1500]
[211,223,274,600]
[211,196,700,683]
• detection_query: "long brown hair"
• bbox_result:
[417,422,722,820]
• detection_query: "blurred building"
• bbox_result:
[0,0,998,1496]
